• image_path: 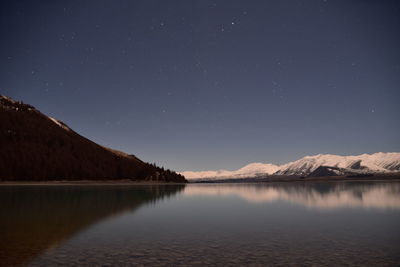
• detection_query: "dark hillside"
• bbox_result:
[0,95,186,182]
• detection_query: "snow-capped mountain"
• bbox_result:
[181,163,280,180]
[181,152,400,180]
[276,152,400,176]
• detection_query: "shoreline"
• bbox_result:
[0,180,188,186]
[190,174,400,184]
[1,175,400,185]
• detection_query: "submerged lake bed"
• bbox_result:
[1,181,400,266]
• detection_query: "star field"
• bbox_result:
[1,0,399,171]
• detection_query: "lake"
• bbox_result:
[1,181,400,266]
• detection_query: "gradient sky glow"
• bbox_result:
[1,0,399,171]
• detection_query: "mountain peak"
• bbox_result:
[277,152,400,176]
[0,95,36,112]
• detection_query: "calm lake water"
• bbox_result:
[1,181,400,266]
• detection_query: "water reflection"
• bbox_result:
[0,185,185,266]
[185,182,400,209]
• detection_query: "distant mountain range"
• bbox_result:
[0,95,186,182]
[182,163,280,180]
[181,152,400,181]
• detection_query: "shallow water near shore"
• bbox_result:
[1,181,400,266]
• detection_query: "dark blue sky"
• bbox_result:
[1,0,399,171]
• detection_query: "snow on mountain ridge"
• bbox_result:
[48,116,71,132]
[181,162,280,180]
[181,152,400,180]
[276,152,400,176]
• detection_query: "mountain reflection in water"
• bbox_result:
[0,185,185,266]
[184,182,400,209]
[2,181,400,266]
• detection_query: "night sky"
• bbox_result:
[1,0,399,172]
